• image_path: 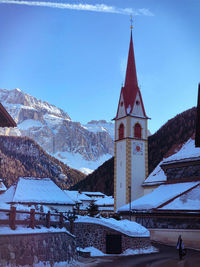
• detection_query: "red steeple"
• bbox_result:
[116,30,146,118]
[124,31,138,100]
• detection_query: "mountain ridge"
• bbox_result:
[0,135,86,189]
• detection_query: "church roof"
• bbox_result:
[0,103,16,127]
[160,184,200,211]
[143,138,200,186]
[118,182,200,212]
[116,31,147,118]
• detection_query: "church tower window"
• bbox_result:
[134,123,142,138]
[119,123,124,140]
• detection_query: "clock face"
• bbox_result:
[133,141,143,155]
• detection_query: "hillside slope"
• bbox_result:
[0,135,85,189]
[71,107,197,195]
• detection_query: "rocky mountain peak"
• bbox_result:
[0,88,114,173]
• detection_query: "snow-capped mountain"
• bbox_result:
[0,88,114,174]
[82,120,115,140]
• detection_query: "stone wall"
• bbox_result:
[74,222,150,253]
[136,216,200,229]
[0,231,77,266]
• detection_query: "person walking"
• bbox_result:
[177,235,186,260]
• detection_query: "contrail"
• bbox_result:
[0,0,154,16]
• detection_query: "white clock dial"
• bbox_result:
[133,141,143,155]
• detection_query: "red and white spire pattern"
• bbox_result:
[116,30,147,119]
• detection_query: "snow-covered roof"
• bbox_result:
[83,192,105,198]
[163,138,200,164]
[143,138,200,185]
[95,196,114,206]
[143,160,166,185]
[0,179,7,192]
[75,216,149,237]
[0,185,16,203]
[118,182,200,212]
[160,184,200,210]
[64,190,91,203]
[2,177,75,205]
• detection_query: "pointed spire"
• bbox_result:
[124,31,138,91]
[123,30,139,113]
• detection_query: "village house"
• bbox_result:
[64,190,114,215]
[64,190,92,213]
[0,177,75,213]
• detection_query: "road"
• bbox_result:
[78,243,200,267]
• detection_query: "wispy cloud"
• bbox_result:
[0,0,154,16]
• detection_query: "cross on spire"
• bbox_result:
[130,15,133,30]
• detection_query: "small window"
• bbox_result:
[118,123,124,140]
[134,123,142,138]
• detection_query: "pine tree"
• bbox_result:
[87,200,98,217]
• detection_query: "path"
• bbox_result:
[78,242,200,267]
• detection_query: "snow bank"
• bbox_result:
[119,182,200,211]
[77,245,158,257]
[77,246,105,257]
[122,245,158,255]
[76,216,149,237]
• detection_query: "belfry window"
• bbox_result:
[134,123,142,138]
[118,123,124,140]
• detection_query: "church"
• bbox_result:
[114,26,200,249]
[114,26,149,211]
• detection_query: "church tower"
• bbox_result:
[114,27,148,211]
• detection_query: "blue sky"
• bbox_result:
[0,0,199,134]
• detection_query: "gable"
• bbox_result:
[116,91,126,119]
[132,92,145,116]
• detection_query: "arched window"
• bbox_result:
[134,123,142,138]
[118,123,124,140]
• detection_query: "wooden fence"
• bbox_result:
[0,207,76,231]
